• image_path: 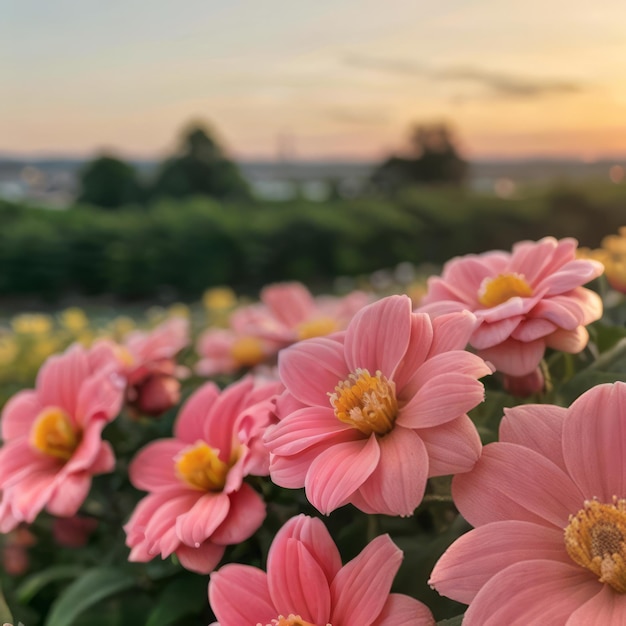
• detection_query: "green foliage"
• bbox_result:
[370,123,468,192]
[78,156,144,209]
[151,125,250,201]
[1,181,625,302]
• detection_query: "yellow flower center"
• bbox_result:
[175,442,230,491]
[478,273,533,308]
[329,368,397,436]
[565,497,626,593]
[263,616,325,626]
[296,317,338,341]
[30,407,80,461]
[230,336,265,367]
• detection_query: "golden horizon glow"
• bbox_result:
[4,0,626,160]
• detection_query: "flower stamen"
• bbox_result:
[478,273,533,308]
[175,442,229,491]
[261,615,325,626]
[329,368,397,436]
[30,407,79,461]
[565,497,626,593]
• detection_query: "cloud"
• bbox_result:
[324,108,389,125]
[343,54,586,99]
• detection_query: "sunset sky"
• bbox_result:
[3,0,626,161]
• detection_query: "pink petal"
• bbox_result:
[567,584,626,625]
[7,465,58,522]
[142,491,201,557]
[545,326,589,353]
[398,372,485,429]
[36,345,90,417]
[571,286,603,324]
[476,292,544,324]
[344,295,412,380]
[176,540,225,574]
[128,440,183,492]
[477,337,545,377]
[174,381,220,443]
[269,515,341,583]
[204,377,256,456]
[261,281,314,326]
[269,441,330,489]
[418,414,482,476]
[438,254,509,301]
[452,443,583,529]
[401,350,491,401]
[531,293,589,329]
[74,369,124,427]
[372,594,434,626]
[462,560,599,626]
[470,316,523,350]
[499,404,567,472]
[508,236,561,284]
[88,441,116,474]
[210,483,266,545]
[510,317,558,342]
[46,472,91,517]
[563,382,626,502]
[305,435,380,514]
[429,520,571,604]
[175,492,231,547]
[265,406,356,456]
[209,564,275,626]
[0,439,59,488]
[267,537,331,625]
[426,310,478,357]
[278,337,347,407]
[65,420,109,473]
[1,390,41,441]
[391,313,433,391]
[356,426,428,516]
[538,259,604,295]
[331,534,402,626]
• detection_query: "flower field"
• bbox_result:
[1,232,626,626]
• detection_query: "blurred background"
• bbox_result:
[1,0,626,306]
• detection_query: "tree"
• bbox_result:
[78,155,143,209]
[151,124,250,201]
[370,122,468,193]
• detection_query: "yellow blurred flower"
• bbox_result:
[168,303,190,319]
[59,307,89,333]
[109,316,136,340]
[0,334,19,366]
[580,227,626,294]
[202,287,237,312]
[11,313,53,335]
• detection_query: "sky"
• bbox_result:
[3,0,626,161]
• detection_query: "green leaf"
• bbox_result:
[44,567,137,626]
[16,564,86,603]
[0,584,13,624]
[437,616,464,626]
[145,575,208,626]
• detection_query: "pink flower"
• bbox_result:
[258,281,372,344]
[265,295,491,516]
[195,328,282,376]
[430,382,626,625]
[0,344,124,530]
[195,283,371,377]
[209,514,434,626]
[419,237,604,377]
[120,316,190,416]
[124,376,282,574]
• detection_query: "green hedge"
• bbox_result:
[0,183,623,301]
